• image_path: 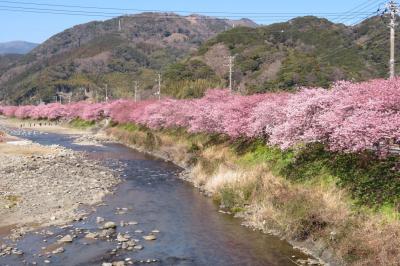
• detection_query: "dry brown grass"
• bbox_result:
[204,163,400,265]
[0,130,5,142]
[106,126,400,266]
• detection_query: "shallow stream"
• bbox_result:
[1,130,312,266]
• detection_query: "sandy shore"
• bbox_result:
[0,125,119,239]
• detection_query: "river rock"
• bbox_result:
[99,228,116,238]
[126,240,136,247]
[96,217,105,223]
[143,235,157,241]
[297,258,322,265]
[103,221,117,229]
[112,261,125,266]
[102,263,112,266]
[133,245,143,250]
[117,233,129,242]
[85,232,98,239]
[12,249,23,255]
[52,247,65,254]
[121,242,129,250]
[58,234,73,243]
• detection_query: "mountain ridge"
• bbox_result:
[0,41,38,55]
[0,13,256,104]
[0,13,395,104]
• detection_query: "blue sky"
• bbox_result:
[0,0,383,43]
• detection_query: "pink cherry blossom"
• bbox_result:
[2,78,400,154]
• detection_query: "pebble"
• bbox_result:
[103,221,117,229]
[143,235,157,241]
[52,247,65,254]
[85,232,99,239]
[12,249,23,255]
[96,217,105,223]
[58,234,73,243]
[0,131,119,244]
[99,228,116,238]
[117,233,129,242]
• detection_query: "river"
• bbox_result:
[0,130,312,266]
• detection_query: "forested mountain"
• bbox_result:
[0,13,396,103]
[0,13,255,104]
[163,16,397,98]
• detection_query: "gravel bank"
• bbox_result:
[0,140,119,238]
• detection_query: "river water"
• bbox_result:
[0,131,312,266]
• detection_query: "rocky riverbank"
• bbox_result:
[0,119,323,265]
[0,130,119,240]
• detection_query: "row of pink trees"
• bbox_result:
[1,78,400,154]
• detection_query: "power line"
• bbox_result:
[316,1,384,61]
[318,31,387,61]
[0,0,381,16]
[0,5,376,21]
[330,0,380,23]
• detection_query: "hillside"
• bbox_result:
[0,41,38,55]
[163,16,396,97]
[0,13,255,104]
[0,14,396,103]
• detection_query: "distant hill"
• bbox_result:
[0,13,256,104]
[162,16,397,98]
[0,14,396,104]
[0,41,38,55]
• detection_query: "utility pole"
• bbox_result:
[387,1,399,78]
[134,81,139,102]
[157,73,161,100]
[105,84,109,103]
[118,18,122,32]
[224,56,235,91]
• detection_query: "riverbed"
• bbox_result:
[0,127,313,265]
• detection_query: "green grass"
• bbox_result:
[116,123,142,132]
[69,118,95,129]
[238,141,400,211]
[111,123,400,214]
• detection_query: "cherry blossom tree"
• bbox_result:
[1,78,400,155]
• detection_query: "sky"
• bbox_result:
[0,0,383,43]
